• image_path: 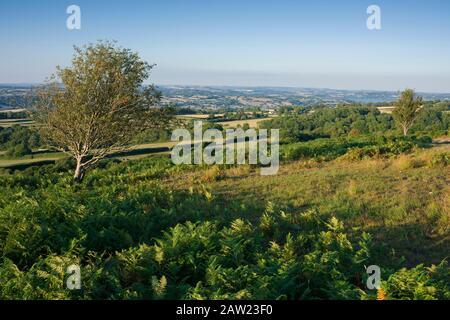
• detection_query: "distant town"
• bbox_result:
[2,84,450,111]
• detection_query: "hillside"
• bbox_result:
[0,143,448,300]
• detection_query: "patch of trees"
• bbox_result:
[261,106,395,143]
[0,96,29,108]
[132,128,172,144]
[0,111,29,120]
[411,100,450,134]
[0,126,41,157]
[261,97,449,144]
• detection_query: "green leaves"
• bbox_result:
[381,261,450,300]
[0,156,448,300]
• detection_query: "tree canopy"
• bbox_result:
[392,89,423,136]
[33,41,171,182]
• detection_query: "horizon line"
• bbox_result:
[2,82,450,96]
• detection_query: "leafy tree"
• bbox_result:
[6,141,32,157]
[33,41,171,182]
[0,126,35,156]
[392,89,423,136]
[260,106,395,143]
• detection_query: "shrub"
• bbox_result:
[6,142,32,157]
[382,262,450,300]
[428,152,450,168]
[416,135,433,146]
[392,155,424,170]
[200,165,225,183]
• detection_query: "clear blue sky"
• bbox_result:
[1,0,450,92]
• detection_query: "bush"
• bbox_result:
[200,165,225,183]
[428,152,450,168]
[282,136,421,163]
[382,262,450,300]
[392,155,424,170]
[6,142,32,157]
[416,135,433,146]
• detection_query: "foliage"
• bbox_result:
[261,102,449,143]
[0,155,448,300]
[260,106,395,143]
[0,126,40,154]
[381,262,450,300]
[392,89,424,136]
[32,41,171,182]
[428,152,450,168]
[280,135,426,162]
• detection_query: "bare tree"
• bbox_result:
[392,89,423,136]
[33,41,171,182]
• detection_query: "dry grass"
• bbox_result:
[226,165,253,178]
[175,114,210,120]
[391,154,425,170]
[200,165,225,183]
[217,117,273,129]
[161,145,450,266]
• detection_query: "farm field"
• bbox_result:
[0,141,177,168]
[217,117,274,128]
[0,152,66,167]
[0,119,35,127]
[175,114,210,120]
[175,114,276,128]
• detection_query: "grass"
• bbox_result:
[0,141,177,168]
[164,144,450,267]
[176,114,210,120]
[0,119,35,127]
[0,152,66,168]
[0,140,448,300]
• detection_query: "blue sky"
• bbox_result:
[1,0,450,92]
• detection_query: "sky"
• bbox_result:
[1,0,450,92]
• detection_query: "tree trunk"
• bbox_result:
[402,125,409,136]
[73,158,85,183]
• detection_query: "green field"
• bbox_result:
[0,141,177,169]
[0,137,448,300]
[0,119,35,127]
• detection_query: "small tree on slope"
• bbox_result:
[33,41,171,182]
[392,89,423,136]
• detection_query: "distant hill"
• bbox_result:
[158,85,450,109]
[1,84,450,110]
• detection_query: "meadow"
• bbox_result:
[0,134,448,300]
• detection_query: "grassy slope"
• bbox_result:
[164,145,450,267]
[0,143,448,299]
[1,135,448,266]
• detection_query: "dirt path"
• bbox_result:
[432,136,450,149]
